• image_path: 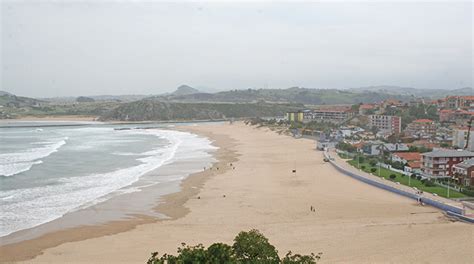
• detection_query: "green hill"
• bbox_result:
[100,100,302,121]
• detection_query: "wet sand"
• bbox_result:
[2,122,473,263]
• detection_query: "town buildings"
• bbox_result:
[421,149,474,178]
[453,158,474,187]
[369,115,401,135]
[405,119,436,139]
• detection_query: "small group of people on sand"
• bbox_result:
[310,205,316,213]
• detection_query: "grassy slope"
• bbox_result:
[346,159,466,198]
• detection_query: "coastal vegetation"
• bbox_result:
[147,229,322,264]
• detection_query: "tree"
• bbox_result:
[369,160,377,167]
[147,229,322,264]
[233,229,280,263]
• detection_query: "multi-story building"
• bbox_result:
[445,96,474,110]
[286,111,305,122]
[452,128,474,151]
[309,108,353,123]
[369,115,401,135]
[453,158,474,187]
[286,108,353,123]
[404,119,436,138]
[439,109,474,124]
[421,149,474,179]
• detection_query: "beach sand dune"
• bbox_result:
[13,122,474,263]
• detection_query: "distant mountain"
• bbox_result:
[43,94,149,103]
[154,87,414,105]
[349,86,473,98]
[0,91,13,96]
[76,96,95,103]
[0,92,43,107]
[171,85,201,96]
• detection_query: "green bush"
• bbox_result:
[461,188,474,197]
[361,165,366,170]
[147,229,322,264]
[369,160,377,167]
[424,180,436,187]
[389,174,397,180]
[370,168,377,173]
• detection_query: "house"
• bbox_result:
[421,149,474,179]
[369,115,401,136]
[338,126,364,138]
[391,152,421,164]
[362,142,409,156]
[453,158,474,187]
[405,160,422,175]
[359,104,376,115]
[404,119,436,139]
[382,99,403,108]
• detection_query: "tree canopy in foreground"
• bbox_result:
[147,229,322,264]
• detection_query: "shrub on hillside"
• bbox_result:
[389,174,396,180]
[369,160,377,167]
[361,165,366,170]
[147,229,322,264]
[370,168,377,173]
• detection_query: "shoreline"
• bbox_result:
[2,122,473,263]
[0,127,238,262]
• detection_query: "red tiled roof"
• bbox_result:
[351,142,365,149]
[407,161,421,168]
[360,104,375,109]
[392,152,421,161]
[439,109,453,113]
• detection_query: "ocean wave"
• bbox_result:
[0,138,67,177]
[0,160,43,177]
[0,130,180,236]
[0,129,217,237]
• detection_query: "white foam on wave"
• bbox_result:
[0,161,43,177]
[0,129,216,237]
[0,138,67,177]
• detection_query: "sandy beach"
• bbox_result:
[2,122,473,263]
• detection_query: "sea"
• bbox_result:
[0,121,217,240]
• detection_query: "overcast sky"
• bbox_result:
[1,0,472,97]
